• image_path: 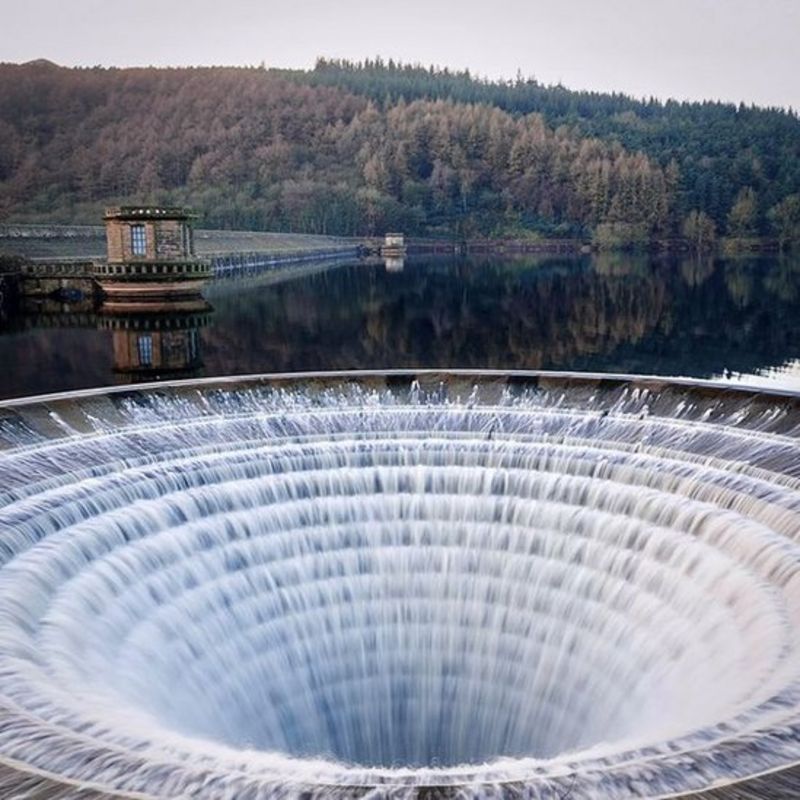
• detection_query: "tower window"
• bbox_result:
[137,335,153,366]
[131,224,147,256]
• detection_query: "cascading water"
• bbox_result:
[1,370,800,799]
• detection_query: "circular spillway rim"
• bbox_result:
[1,367,799,410]
[1,369,800,799]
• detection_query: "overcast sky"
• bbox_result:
[3,0,799,109]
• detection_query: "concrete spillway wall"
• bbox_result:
[0,372,800,799]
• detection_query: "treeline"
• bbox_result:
[1,60,799,246]
[307,59,800,243]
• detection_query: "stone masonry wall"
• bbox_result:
[154,219,189,260]
[106,219,191,262]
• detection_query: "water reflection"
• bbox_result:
[1,254,799,399]
[384,256,405,272]
[0,295,213,397]
[99,299,212,383]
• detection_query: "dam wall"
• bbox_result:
[0,224,360,298]
[0,223,356,261]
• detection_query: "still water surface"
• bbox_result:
[1,253,799,400]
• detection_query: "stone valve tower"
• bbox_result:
[94,207,211,302]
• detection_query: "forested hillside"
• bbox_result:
[307,59,800,236]
[1,59,799,245]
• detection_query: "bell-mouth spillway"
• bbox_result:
[1,369,800,799]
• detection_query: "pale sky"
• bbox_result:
[2,0,799,109]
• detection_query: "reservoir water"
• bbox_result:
[1,253,799,399]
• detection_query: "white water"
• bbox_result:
[0,374,800,798]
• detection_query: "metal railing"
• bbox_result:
[211,247,358,278]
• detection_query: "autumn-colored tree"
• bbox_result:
[0,62,681,239]
[682,210,717,252]
[727,187,758,237]
[768,194,800,250]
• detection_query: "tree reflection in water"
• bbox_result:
[1,254,799,399]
